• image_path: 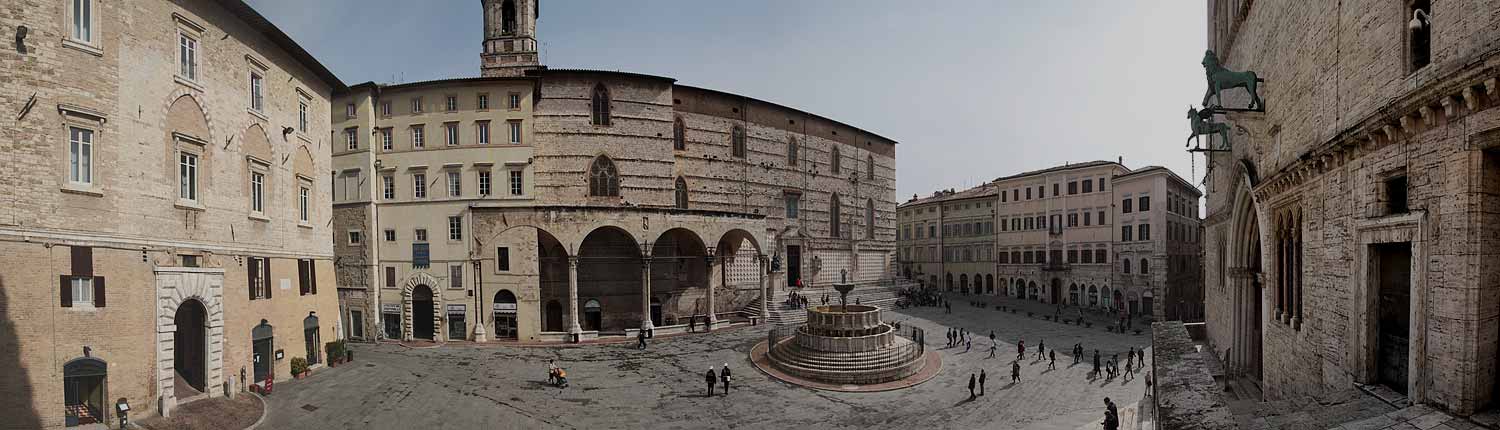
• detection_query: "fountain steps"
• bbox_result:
[769,340,921,373]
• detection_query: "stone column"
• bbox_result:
[705,253,718,331]
[641,256,653,332]
[567,256,582,342]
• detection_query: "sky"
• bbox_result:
[247,0,1209,201]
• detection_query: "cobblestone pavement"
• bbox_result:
[261,299,1152,429]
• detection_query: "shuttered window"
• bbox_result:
[298,259,316,295]
[60,246,104,308]
[249,257,271,300]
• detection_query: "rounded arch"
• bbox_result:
[400,272,442,297]
[242,124,273,162]
[1089,284,1100,307]
[173,298,209,393]
[588,154,620,197]
[577,225,643,333]
[1027,280,1038,300]
[717,228,761,255]
[166,94,211,140]
[1139,258,1150,274]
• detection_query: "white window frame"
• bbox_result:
[445,96,457,112]
[445,123,459,146]
[509,170,523,196]
[179,151,199,202]
[448,216,463,241]
[447,171,461,197]
[476,121,490,145]
[345,128,358,150]
[70,276,94,306]
[298,181,312,224]
[508,120,522,144]
[298,99,309,132]
[411,97,423,113]
[380,101,391,116]
[381,128,393,151]
[346,103,357,119]
[177,31,199,82]
[68,0,97,47]
[449,264,464,289]
[478,171,492,196]
[414,228,428,242]
[477,93,489,110]
[348,230,363,245]
[68,126,94,186]
[411,126,425,148]
[381,175,395,200]
[413,173,427,199]
[383,229,396,242]
[250,71,265,112]
[508,92,521,110]
[248,160,269,216]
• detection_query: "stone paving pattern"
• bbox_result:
[261,298,1152,429]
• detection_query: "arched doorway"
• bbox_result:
[1069,283,1079,305]
[251,320,274,386]
[412,285,435,340]
[1113,290,1124,313]
[1051,278,1062,304]
[303,313,321,365]
[986,275,994,295]
[1229,182,1265,385]
[653,228,707,329]
[1028,281,1038,301]
[650,296,663,327]
[583,299,602,331]
[959,274,968,295]
[63,357,107,426]
[493,290,517,340]
[973,273,982,295]
[1089,285,1099,307]
[946,273,953,292]
[173,299,208,395]
[544,300,563,332]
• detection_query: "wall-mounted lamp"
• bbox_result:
[1408,9,1431,32]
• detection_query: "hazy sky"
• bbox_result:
[248,0,1208,200]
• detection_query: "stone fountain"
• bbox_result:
[761,282,930,386]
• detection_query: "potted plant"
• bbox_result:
[325,341,346,366]
[290,357,309,379]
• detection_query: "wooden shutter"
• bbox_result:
[71,246,93,276]
[310,260,318,295]
[60,275,71,307]
[93,277,105,307]
[248,258,259,300]
[385,267,396,288]
[298,259,309,295]
[264,259,273,299]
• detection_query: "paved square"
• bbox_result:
[261,299,1152,429]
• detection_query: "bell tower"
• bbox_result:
[480,0,540,77]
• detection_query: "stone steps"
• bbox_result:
[769,339,920,373]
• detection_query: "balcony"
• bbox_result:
[1041,261,1071,272]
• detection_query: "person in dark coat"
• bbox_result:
[1037,339,1046,361]
[1102,398,1119,430]
[705,367,717,397]
[1048,349,1057,370]
[968,373,976,399]
[1011,360,1021,382]
[979,369,987,396]
[689,315,697,333]
[720,363,732,395]
[637,329,647,350]
[1092,350,1101,376]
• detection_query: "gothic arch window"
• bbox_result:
[865,198,875,239]
[829,193,842,238]
[831,145,841,174]
[672,116,686,150]
[674,177,688,209]
[787,137,798,165]
[867,155,875,180]
[1122,258,1131,274]
[730,125,746,158]
[590,84,611,126]
[588,155,619,197]
[1139,258,1149,274]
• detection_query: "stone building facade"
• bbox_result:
[0,0,343,428]
[332,0,898,344]
[1200,0,1500,415]
[897,161,1202,322]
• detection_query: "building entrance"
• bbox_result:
[1375,243,1412,394]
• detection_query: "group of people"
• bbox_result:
[704,363,732,397]
[898,286,947,308]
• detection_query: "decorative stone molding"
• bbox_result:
[154,267,225,418]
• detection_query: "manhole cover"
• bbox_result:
[301,404,319,412]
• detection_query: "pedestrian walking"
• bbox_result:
[946,301,952,314]
[1124,357,1135,379]
[637,329,648,350]
[1102,398,1120,430]
[1011,360,1021,382]
[1049,349,1056,370]
[1037,339,1046,360]
[989,330,995,343]
[705,367,717,397]
[988,341,997,359]
[1074,344,1082,364]
[1126,347,1135,370]
[1138,348,1146,366]
[1092,350,1101,376]
[721,363,732,395]
[689,315,697,333]
[1145,371,1153,396]
[968,373,977,399]
[979,369,987,396]
[965,337,972,352]
[1017,340,1026,361]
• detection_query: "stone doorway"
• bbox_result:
[174,299,208,395]
[154,267,224,417]
[493,290,518,340]
[786,245,801,287]
[251,321,273,385]
[412,285,435,340]
[1374,243,1412,395]
[1051,278,1061,304]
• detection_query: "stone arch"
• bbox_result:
[577,225,643,333]
[63,356,109,424]
[653,227,707,325]
[401,272,442,341]
[166,94,211,141]
[1227,168,1266,382]
[153,268,224,417]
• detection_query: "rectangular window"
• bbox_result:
[413,173,427,198]
[447,171,461,196]
[1083,211,1091,226]
[179,33,198,80]
[250,72,265,112]
[785,194,800,218]
[1098,178,1106,192]
[1083,180,1093,193]
[449,216,463,241]
[445,123,459,146]
[382,175,394,200]
[1410,0,1432,71]
[1068,181,1077,195]
[1053,183,1059,197]
[449,264,464,289]
[179,152,198,201]
[248,257,270,300]
[415,228,428,242]
[1386,176,1409,214]
[476,121,491,145]
[1138,196,1150,212]
[69,127,94,185]
[445,96,457,111]
[298,100,309,132]
[508,92,521,109]
[509,170,523,196]
[381,128,393,151]
[298,258,317,295]
[345,128,358,150]
[385,267,397,288]
[71,0,92,43]
[380,101,391,116]
[496,247,511,271]
[508,120,522,144]
[1067,249,1078,263]
[1121,225,1133,242]
[384,229,396,242]
[411,126,425,148]
[478,171,492,196]
[476,93,489,110]
[69,276,95,306]
[1001,191,1007,203]
[250,171,265,213]
[346,103,356,118]
[411,97,423,113]
[1122,198,1133,213]
[1025,188,1032,200]
[348,231,362,245]
[350,310,365,339]
[1139,223,1151,241]
[1097,211,1105,225]
[298,185,310,222]
[1067,213,1078,227]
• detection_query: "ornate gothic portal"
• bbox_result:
[154,268,225,417]
[1228,185,1264,388]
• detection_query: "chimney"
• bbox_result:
[1117,156,1123,166]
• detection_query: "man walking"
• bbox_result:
[965,335,972,352]
[968,373,977,399]
[1011,360,1021,382]
[979,369,987,396]
[1102,398,1120,430]
[720,363,732,395]
[1074,344,1082,364]
[989,330,995,343]
[988,341,997,359]
[637,329,648,350]
[1017,340,1026,361]
[1126,347,1135,371]
[1048,349,1057,370]
[1092,350,1101,376]
[689,315,697,333]
[705,367,717,397]
[1036,339,1046,361]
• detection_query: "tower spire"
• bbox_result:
[480,0,540,77]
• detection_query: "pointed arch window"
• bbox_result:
[672,117,686,150]
[731,125,746,158]
[674,177,689,209]
[590,84,611,126]
[831,146,841,174]
[787,137,798,165]
[865,198,875,239]
[588,155,619,197]
[830,193,843,238]
[867,155,875,180]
